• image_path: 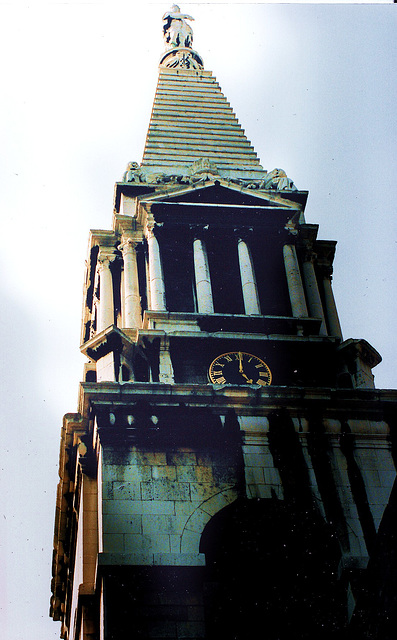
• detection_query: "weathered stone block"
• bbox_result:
[242,444,272,455]
[355,447,379,470]
[375,449,396,472]
[104,449,168,466]
[360,467,382,488]
[243,452,275,468]
[180,530,201,554]
[167,451,197,466]
[330,447,348,471]
[98,552,154,565]
[83,529,98,545]
[124,533,171,554]
[102,447,135,465]
[142,514,182,535]
[212,465,239,484]
[244,466,264,485]
[102,481,114,500]
[103,464,152,483]
[112,481,141,500]
[151,465,177,480]
[189,482,220,502]
[170,534,182,553]
[247,483,283,500]
[199,489,237,515]
[196,451,235,467]
[378,467,396,489]
[83,489,98,512]
[153,552,205,566]
[103,499,176,515]
[141,479,190,501]
[239,415,269,431]
[369,502,389,523]
[174,503,199,519]
[183,508,210,534]
[103,533,124,553]
[365,486,391,506]
[103,514,142,535]
[263,467,281,485]
[141,452,169,466]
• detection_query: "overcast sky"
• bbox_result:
[0,2,396,639]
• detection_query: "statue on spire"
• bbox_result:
[162,5,194,49]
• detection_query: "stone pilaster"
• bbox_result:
[320,264,342,340]
[193,235,214,314]
[283,244,308,319]
[97,252,115,332]
[159,336,175,384]
[119,237,142,329]
[315,242,342,340]
[301,247,327,335]
[147,225,166,312]
[237,238,261,315]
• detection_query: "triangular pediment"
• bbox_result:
[137,179,305,212]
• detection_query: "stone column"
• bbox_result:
[321,266,343,339]
[120,238,141,329]
[97,253,114,332]
[283,244,308,318]
[159,336,174,384]
[237,238,261,315]
[301,250,327,335]
[193,236,214,314]
[147,227,166,311]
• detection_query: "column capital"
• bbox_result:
[314,240,336,275]
[317,263,334,280]
[301,245,317,264]
[234,226,254,242]
[146,221,164,239]
[118,236,141,253]
[189,224,210,241]
[97,250,116,270]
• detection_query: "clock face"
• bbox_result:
[208,351,272,386]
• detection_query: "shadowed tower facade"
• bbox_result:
[50,7,397,640]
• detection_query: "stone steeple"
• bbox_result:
[141,69,264,177]
[140,6,265,181]
[50,8,397,640]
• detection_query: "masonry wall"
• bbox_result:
[240,414,396,572]
[99,444,242,566]
[87,407,397,640]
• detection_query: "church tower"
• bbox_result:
[50,7,397,640]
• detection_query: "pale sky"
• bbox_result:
[0,2,396,639]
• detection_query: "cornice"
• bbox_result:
[77,380,397,426]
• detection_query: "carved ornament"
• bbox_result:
[259,168,297,191]
[122,161,145,183]
[160,48,204,70]
[183,157,220,183]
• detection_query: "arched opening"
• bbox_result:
[200,498,346,639]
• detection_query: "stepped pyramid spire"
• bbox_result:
[140,6,266,181]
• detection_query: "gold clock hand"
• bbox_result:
[242,373,253,384]
[238,351,243,373]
